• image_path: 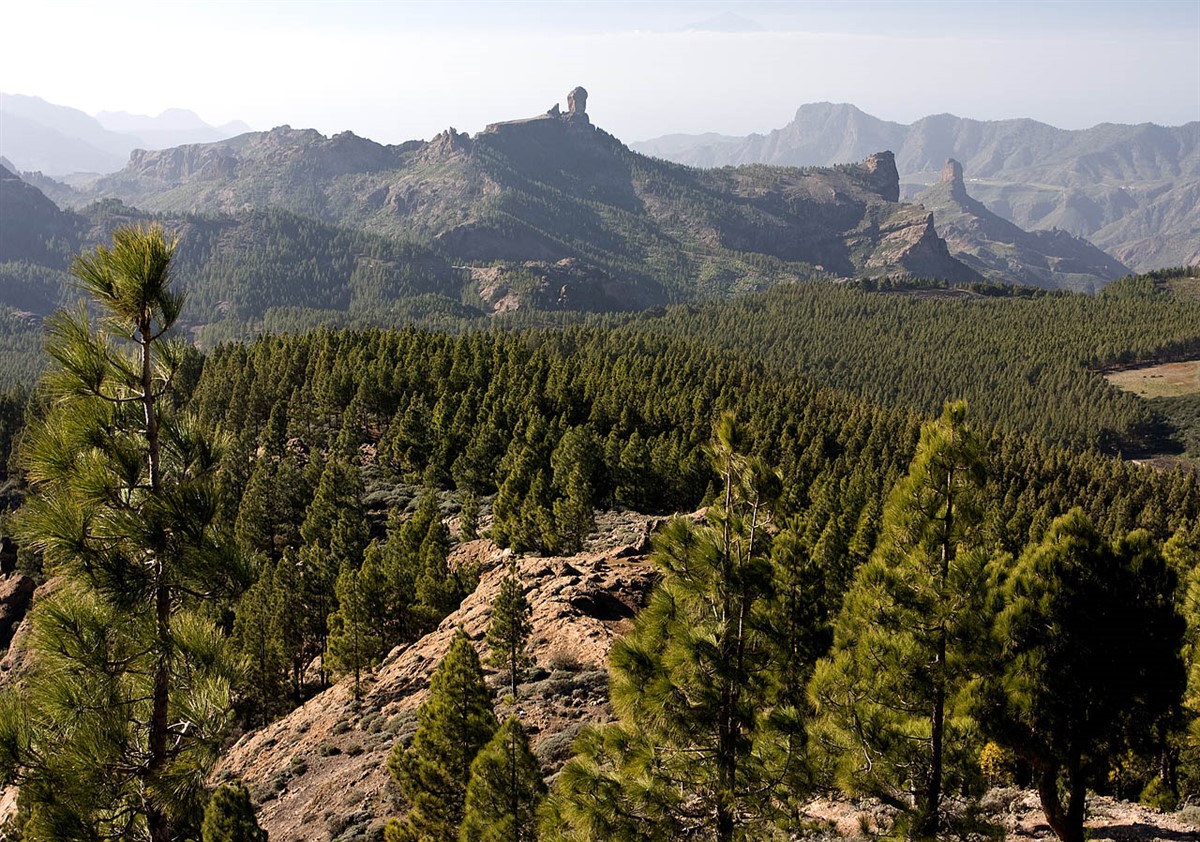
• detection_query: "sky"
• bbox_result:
[2,0,1198,143]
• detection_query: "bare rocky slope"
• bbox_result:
[212,512,661,842]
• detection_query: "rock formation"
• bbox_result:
[212,511,661,841]
[567,86,587,116]
[941,157,968,201]
[915,158,1129,291]
[0,574,35,651]
[862,151,900,202]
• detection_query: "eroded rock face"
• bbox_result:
[942,157,964,185]
[0,574,35,652]
[214,511,662,842]
[862,151,900,202]
[567,86,588,115]
[941,158,968,200]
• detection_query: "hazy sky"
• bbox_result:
[3,0,1198,143]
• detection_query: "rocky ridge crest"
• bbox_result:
[212,512,661,842]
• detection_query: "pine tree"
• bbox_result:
[0,226,241,841]
[327,558,384,698]
[545,415,786,841]
[387,630,499,842]
[808,400,989,838]
[201,781,268,842]
[460,716,546,842]
[300,457,364,554]
[487,560,534,700]
[973,509,1185,842]
[551,427,598,553]
[272,549,309,705]
[232,561,289,725]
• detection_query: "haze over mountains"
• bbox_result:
[0,92,250,176]
[633,102,1200,271]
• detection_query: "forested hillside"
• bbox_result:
[160,312,1200,839]
[628,270,1200,453]
[1,196,1199,840]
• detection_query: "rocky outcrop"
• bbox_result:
[214,512,661,842]
[567,87,588,116]
[470,258,661,314]
[863,150,900,202]
[565,86,591,128]
[941,157,967,201]
[915,159,1129,291]
[424,127,473,158]
[0,574,35,652]
[0,537,17,576]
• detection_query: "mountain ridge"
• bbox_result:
[0,92,250,176]
[27,90,980,303]
[633,102,1200,270]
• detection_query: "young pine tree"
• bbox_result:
[808,400,990,839]
[973,510,1185,842]
[201,781,268,842]
[487,559,534,700]
[545,415,786,842]
[232,560,290,726]
[327,556,385,698]
[460,716,546,842]
[387,630,499,842]
[0,226,242,841]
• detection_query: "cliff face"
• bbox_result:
[213,513,661,842]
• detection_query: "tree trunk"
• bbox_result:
[141,323,173,842]
[917,464,956,839]
[916,668,945,839]
[146,582,172,842]
[1037,762,1087,842]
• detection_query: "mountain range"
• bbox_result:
[0,92,250,176]
[3,91,984,339]
[633,102,1200,271]
[5,89,1176,348]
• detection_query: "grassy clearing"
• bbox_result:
[1107,360,1200,398]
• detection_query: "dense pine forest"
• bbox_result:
[0,228,1199,842]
